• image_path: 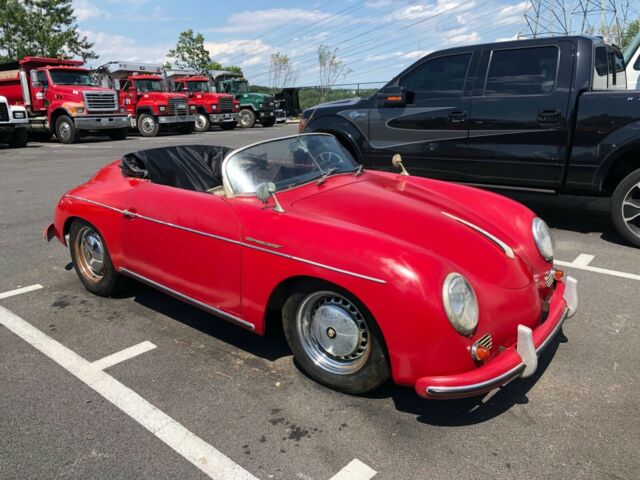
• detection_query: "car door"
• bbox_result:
[121,182,243,316]
[466,41,574,188]
[367,51,474,181]
[30,70,48,113]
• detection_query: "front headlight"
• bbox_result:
[211,104,217,111]
[12,111,26,119]
[190,104,196,110]
[532,217,554,261]
[159,105,166,112]
[442,273,479,336]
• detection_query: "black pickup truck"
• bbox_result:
[301,35,640,247]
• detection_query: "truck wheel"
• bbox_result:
[107,128,128,141]
[611,168,640,248]
[177,123,194,134]
[261,117,276,128]
[238,109,256,128]
[282,282,390,394]
[194,113,210,132]
[220,122,237,131]
[137,113,159,137]
[29,132,52,142]
[55,116,80,144]
[8,128,28,148]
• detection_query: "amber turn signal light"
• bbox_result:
[471,344,491,362]
[387,96,402,101]
[554,269,564,280]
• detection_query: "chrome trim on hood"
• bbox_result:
[441,211,515,259]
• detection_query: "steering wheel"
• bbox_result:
[313,151,345,170]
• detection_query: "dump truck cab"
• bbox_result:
[209,71,275,128]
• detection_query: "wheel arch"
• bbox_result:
[597,140,640,195]
[305,116,367,164]
[50,107,72,128]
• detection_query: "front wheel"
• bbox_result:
[69,220,127,297]
[55,115,80,144]
[611,168,640,248]
[220,122,237,131]
[8,128,28,148]
[282,284,390,394]
[137,113,159,137]
[194,113,210,132]
[238,109,256,128]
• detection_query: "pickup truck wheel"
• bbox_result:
[55,116,80,144]
[69,220,127,297]
[220,122,237,130]
[238,109,256,128]
[107,128,128,141]
[137,113,159,137]
[8,128,28,148]
[282,284,390,394]
[612,169,640,247]
[194,113,210,132]
[261,117,276,128]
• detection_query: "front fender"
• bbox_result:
[305,114,369,163]
[592,122,640,191]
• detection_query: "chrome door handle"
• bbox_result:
[122,209,136,219]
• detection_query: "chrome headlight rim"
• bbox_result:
[532,217,555,262]
[442,272,479,337]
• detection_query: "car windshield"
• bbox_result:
[49,70,96,86]
[225,134,358,194]
[187,81,209,93]
[135,79,165,92]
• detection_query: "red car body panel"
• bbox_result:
[49,159,570,396]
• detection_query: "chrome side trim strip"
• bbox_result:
[119,267,255,330]
[66,195,386,284]
[245,236,282,249]
[426,308,569,396]
[441,211,516,259]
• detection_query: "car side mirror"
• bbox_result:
[256,182,285,213]
[376,86,407,107]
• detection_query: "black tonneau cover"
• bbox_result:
[121,144,232,192]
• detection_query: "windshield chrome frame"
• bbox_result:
[221,132,343,198]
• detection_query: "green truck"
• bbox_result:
[209,71,275,128]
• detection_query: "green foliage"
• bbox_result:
[620,18,639,50]
[0,0,96,62]
[223,65,243,76]
[168,29,212,73]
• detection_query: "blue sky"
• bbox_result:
[75,0,531,86]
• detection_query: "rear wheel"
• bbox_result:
[238,109,256,128]
[55,115,80,144]
[220,122,237,130]
[261,117,276,128]
[282,283,390,394]
[137,113,159,137]
[107,128,128,141]
[69,220,127,297]
[8,128,28,148]
[194,113,210,132]
[611,168,640,248]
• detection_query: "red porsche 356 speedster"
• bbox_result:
[46,133,577,398]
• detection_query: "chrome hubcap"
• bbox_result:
[141,117,155,133]
[59,122,70,139]
[240,112,251,126]
[196,114,207,129]
[296,291,370,375]
[74,226,105,283]
[622,181,640,238]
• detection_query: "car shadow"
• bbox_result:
[122,282,291,362]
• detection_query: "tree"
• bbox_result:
[317,45,351,103]
[0,0,96,62]
[167,29,213,73]
[268,52,296,93]
[223,65,243,76]
[621,18,639,50]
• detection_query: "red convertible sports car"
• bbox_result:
[46,133,578,399]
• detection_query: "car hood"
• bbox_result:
[290,174,536,289]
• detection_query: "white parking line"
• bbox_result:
[556,254,640,281]
[329,459,377,480]
[0,284,43,300]
[0,306,258,480]
[91,341,157,371]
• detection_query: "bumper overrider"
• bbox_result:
[416,276,578,399]
[158,114,197,125]
[75,115,129,131]
[209,112,240,123]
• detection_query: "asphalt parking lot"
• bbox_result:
[1,125,639,480]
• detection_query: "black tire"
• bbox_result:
[238,108,256,128]
[261,117,276,128]
[107,128,128,141]
[220,122,237,131]
[611,168,640,248]
[29,131,52,142]
[55,115,80,144]
[137,113,159,137]
[282,281,390,394]
[194,113,210,132]
[8,128,28,148]
[69,220,127,297]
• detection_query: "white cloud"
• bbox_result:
[395,0,476,21]
[205,39,275,68]
[74,0,111,21]
[82,30,170,65]
[211,9,337,34]
[496,2,527,26]
[495,34,520,42]
[365,49,431,62]
[444,27,480,44]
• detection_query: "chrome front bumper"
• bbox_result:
[209,112,239,123]
[75,115,129,131]
[158,114,197,124]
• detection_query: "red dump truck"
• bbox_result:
[95,62,196,137]
[0,57,129,143]
[165,69,240,132]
